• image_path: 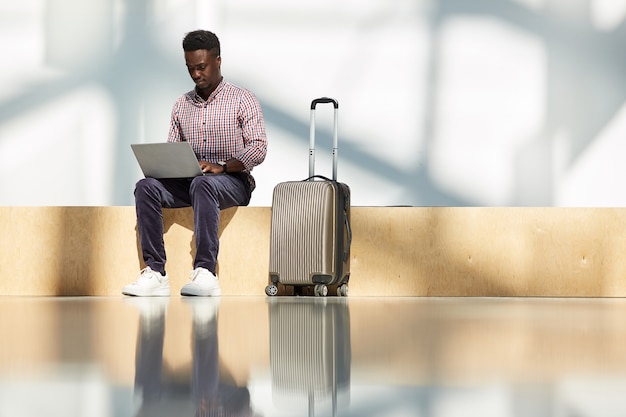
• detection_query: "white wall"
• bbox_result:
[1,0,626,207]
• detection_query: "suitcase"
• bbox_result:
[268,298,351,415]
[266,97,351,297]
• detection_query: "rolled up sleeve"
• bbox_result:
[236,91,268,171]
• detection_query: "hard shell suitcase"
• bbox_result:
[266,97,351,297]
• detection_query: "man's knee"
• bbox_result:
[190,175,219,196]
[135,177,161,197]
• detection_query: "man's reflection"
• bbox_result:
[128,298,258,416]
[132,297,169,408]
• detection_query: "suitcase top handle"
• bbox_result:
[311,97,339,109]
[309,97,339,180]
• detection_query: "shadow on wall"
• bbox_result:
[0,0,626,206]
[54,208,98,296]
[427,0,626,205]
[0,0,625,207]
[0,0,190,205]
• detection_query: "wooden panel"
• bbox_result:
[0,207,139,295]
[2,206,626,296]
[0,206,269,296]
[349,207,626,297]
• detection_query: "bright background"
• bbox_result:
[1,0,626,207]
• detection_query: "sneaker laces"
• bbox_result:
[189,269,200,282]
[189,268,203,282]
[135,267,159,284]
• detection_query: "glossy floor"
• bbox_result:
[1,296,626,417]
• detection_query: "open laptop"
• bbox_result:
[131,142,210,179]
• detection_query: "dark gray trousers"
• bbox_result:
[134,174,251,275]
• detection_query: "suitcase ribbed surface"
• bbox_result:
[269,181,337,285]
[269,300,352,405]
[269,301,339,405]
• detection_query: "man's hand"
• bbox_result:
[199,161,223,174]
[198,159,245,174]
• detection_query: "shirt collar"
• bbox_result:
[189,78,226,105]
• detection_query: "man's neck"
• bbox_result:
[196,77,223,100]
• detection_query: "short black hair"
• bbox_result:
[182,30,220,56]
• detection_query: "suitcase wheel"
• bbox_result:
[314,284,328,297]
[265,284,278,297]
[337,284,349,297]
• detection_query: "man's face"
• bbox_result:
[184,49,221,94]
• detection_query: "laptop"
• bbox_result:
[131,142,210,179]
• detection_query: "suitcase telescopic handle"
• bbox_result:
[310,97,339,109]
[309,97,339,180]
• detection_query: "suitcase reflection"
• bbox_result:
[268,298,351,416]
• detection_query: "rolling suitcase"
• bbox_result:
[266,97,351,297]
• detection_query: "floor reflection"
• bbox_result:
[268,298,350,416]
[2,296,626,416]
[129,297,255,416]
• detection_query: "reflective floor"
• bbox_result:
[1,296,626,417]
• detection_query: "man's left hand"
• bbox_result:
[199,161,223,173]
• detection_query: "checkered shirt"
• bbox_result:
[168,79,268,190]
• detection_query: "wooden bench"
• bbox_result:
[1,206,625,296]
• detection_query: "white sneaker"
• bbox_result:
[180,267,222,296]
[122,267,171,297]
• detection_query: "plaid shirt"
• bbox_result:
[168,79,267,190]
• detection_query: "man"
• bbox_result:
[123,30,267,297]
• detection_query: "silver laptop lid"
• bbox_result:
[131,142,204,179]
